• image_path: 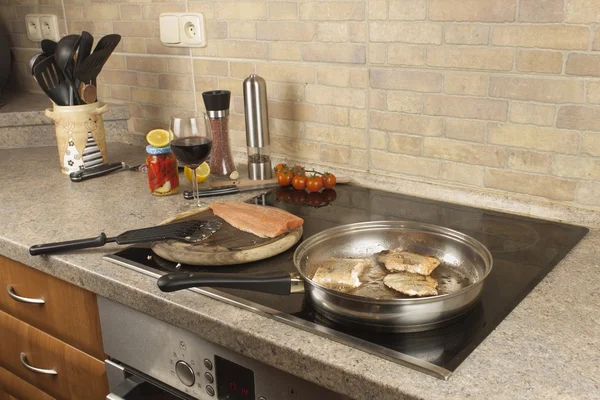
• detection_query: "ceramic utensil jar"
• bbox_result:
[202,90,236,178]
[243,74,272,180]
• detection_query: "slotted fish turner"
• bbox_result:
[29,220,222,256]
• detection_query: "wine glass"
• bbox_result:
[169,116,213,210]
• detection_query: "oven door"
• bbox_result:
[106,359,193,400]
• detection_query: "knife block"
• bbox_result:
[45,102,109,175]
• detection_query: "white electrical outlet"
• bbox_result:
[25,14,59,42]
[159,13,206,47]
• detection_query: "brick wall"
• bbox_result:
[2,0,600,207]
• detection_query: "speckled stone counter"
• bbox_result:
[1,145,599,400]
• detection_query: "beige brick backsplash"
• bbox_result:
[257,22,316,42]
[272,137,320,161]
[389,0,426,21]
[349,22,367,43]
[588,82,600,104]
[316,23,349,43]
[216,78,244,97]
[317,67,350,87]
[566,0,600,23]
[121,38,146,54]
[368,43,387,64]
[166,58,192,75]
[131,87,171,106]
[488,123,579,154]
[444,25,489,45]
[371,150,441,179]
[566,54,600,77]
[507,149,553,174]
[424,137,506,167]
[369,22,442,45]
[424,95,508,121]
[271,42,303,61]
[302,43,366,64]
[370,69,442,93]
[305,85,366,108]
[305,123,367,148]
[270,83,305,102]
[485,169,577,201]
[229,22,256,40]
[441,163,484,186]
[320,144,351,165]
[491,25,589,50]
[258,64,315,84]
[127,56,167,73]
[444,119,486,142]
[510,102,556,126]
[217,41,270,60]
[269,3,297,21]
[489,77,584,103]
[193,60,228,77]
[429,0,517,22]
[370,111,444,136]
[349,149,369,169]
[146,39,190,56]
[120,5,141,21]
[158,74,194,91]
[268,101,316,122]
[370,130,388,149]
[426,47,513,71]
[316,106,349,126]
[557,106,600,131]
[111,86,130,101]
[82,4,119,20]
[387,91,424,114]
[552,155,600,180]
[370,90,387,110]
[581,133,600,157]
[103,54,126,71]
[387,44,426,66]
[368,0,388,20]
[444,74,488,97]
[594,30,600,51]
[216,2,267,21]
[113,21,156,38]
[349,109,368,128]
[388,134,422,156]
[517,50,563,74]
[98,70,138,86]
[269,119,304,139]
[350,69,368,88]
[299,2,365,21]
[576,181,600,206]
[520,0,564,22]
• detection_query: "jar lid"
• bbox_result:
[146,145,172,154]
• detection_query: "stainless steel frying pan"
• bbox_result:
[158,221,493,332]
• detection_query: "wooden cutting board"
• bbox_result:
[151,207,302,266]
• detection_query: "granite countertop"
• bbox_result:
[1,144,599,400]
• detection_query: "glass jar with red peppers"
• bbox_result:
[146,145,180,196]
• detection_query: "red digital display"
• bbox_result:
[215,356,255,400]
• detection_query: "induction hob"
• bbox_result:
[104,186,588,379]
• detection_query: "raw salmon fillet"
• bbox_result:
[209,201,303,238]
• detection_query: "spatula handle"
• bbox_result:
[29,233,107,255]
[157,271,297,295]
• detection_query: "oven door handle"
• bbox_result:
[106,375,145,400]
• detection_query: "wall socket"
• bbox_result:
[25,14,60,42]
[159,13,206,47]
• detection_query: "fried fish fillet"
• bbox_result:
[312,258,372,292]
[383,272,438,297]
[377,249,440,276]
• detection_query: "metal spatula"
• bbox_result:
[29,220,222,255]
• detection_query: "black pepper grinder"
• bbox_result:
[202,90,236,178]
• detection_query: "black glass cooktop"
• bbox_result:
[105,186,588,379]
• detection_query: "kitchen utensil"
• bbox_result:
[157,221,493,332]
[89,34,120,87]
[29,220,222,256]
[55,34,82,105]
[75,31,94,100]
[41,39,57,55]
[80,83,97,104]
[243,74,272,180]
[69,162,144,182]
[203,90,235,177]
[28,52,45,75]
[33,55,72,106]
[74,47,114,89]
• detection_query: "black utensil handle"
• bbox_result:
[183,186,239,199]
[157,272,293,295]
[70,162,124,182]
[29,233,108,255]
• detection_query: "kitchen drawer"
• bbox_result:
[0,310,108,400]
[0,366,54,400]
[0,255,104,359]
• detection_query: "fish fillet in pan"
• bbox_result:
[312,258,372,292]
[383,272,439,297]
[377,249,441,276]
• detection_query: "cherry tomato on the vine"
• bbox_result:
[274,163,287,173]
[306,176,323,193]
[276,170,294,186]
[322,173,337,189]
[292,175,307,191]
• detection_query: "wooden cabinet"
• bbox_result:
[0,366,54,400]
[0,256,104,360]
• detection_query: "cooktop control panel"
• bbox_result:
[98,296,347,400]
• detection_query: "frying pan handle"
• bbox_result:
[157,272,300,295]
[29,233,107,255]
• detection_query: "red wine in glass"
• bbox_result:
[171,136,213,168]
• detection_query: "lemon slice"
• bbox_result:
[146,129,171,148]
[184,162,210,183]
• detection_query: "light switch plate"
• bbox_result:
[159,12,206,48]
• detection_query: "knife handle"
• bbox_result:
[70,162,124,182]
[183,185,239,199]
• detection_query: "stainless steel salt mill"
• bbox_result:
[243,74,272,180]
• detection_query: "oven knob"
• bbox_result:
[175,360,195,387]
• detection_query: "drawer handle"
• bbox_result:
[6,285,45,304]
[20,353,57,375]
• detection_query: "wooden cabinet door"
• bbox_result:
[0,310,108,400]
[0,256,104,360]
[0,366,55,400]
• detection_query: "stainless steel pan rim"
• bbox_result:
[294,220,493,304]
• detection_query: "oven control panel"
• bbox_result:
[99,297,348,400]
